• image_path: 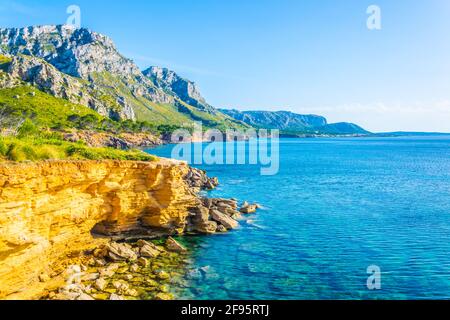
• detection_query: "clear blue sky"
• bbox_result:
[1,0,450,132]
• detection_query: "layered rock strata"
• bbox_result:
[0,159,256,300]
[0,159,195,299]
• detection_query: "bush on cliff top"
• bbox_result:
[0,136,155,162]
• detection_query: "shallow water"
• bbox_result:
[147,137,450,300]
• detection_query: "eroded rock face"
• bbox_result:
[0,25,174,120]
[0,25,140,79]
[62,130,162,149]
[143,66,216,113]
[0,159,197,299]
[5,54,135,119]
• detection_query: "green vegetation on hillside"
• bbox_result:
[90,71,249,131]
[0,86,100,128]
[0,86,157,162]
[0,85,181,134]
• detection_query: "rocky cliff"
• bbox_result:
[0,159,198,299]
[0,25,140,79]
[0,158,250,300]
[143,66,215,113]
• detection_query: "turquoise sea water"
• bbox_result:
[146,137,450,300]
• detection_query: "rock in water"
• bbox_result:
[194,221,218,234]
[155,293,175,300]
[210,210,239,230]
[77,293,95,301]
[110,294,125,301]
[216,225,227,233]
[137,258,148,268]
[94,278,108,291]
[166,237,187,252]
[240,203,258,214]
[139,243,161,258]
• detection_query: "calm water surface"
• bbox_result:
[146,137,450,300]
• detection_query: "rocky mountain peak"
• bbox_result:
[143,66,215,113]
[0,25,140,79]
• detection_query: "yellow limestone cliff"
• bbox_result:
[0,159,198,299]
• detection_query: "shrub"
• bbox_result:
[17,119,39,138]
[0,139,7,156]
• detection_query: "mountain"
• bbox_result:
[143,66,214,113]
[375,131,450,137]
[219,110,327,131]
[314,122,369,135]
[0,25,246,130]
[0,25,369,136]
[220,109,370,135]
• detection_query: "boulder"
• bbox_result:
[137,258,148,268]
[129,264,140,273]
[99,263,120,278]
[193,205,210,223]
[155,270,170,280]
[106,242,138,262]
[112,281,131,295]
[95,278,108,291]
[76,293,95,301]
[166,237,187,252]
[110,293,125,301]
[231,213,243,221]
[216,225,227,233]
[240,203,258,214]
[94,258,107,267]
[210,210,239,230]
[155,293,175,300]
[140,244,161,258]
[81,273,100,282]
[194,221,218,234]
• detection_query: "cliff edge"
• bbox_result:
[0,159,198,299]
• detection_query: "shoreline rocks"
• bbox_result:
[239,202,260,214]
[187,197,260,235]
[185,167,219,190]
[0,157,260,300]
[46,237,190,301]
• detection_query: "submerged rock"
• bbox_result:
[94,278,108,291]
[155,292,175,300]
[155,270,170,280]
[240,203,258,214]
[77,293,95,301]
[140,245,160,258]
[110,293,125,301]
[137,258,148,268]
[166,237,187,253]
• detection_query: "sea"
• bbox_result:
[146,136,450,300]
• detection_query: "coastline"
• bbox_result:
[0,159,258,300]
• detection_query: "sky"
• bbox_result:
[1,0,450,132]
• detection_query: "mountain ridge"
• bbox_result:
[220,109,370,135]
[0,24,368,136]
[0,25,246,130]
